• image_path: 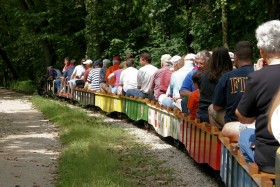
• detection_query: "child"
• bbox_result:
[187,72,201,118]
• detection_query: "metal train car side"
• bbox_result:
[46,83,276,187]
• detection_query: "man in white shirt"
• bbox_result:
[126,51,158,99]
[119,59,138,95]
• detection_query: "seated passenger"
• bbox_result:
[197,47,232,123]
[99,59,112,92]
[209,41,254,130]
[158,54,195,108]
[100,56,120,93]
[236,20,280,173]
[69,59,86,91]
[159,55,182,109]
[61,60,75,92]
[148,54,172,101]
[126,51,158,99]
[87,60,103,92]
[108,61,127,94]
[187,72,202,118]
[179,51,211,113]
[119,59,138,95]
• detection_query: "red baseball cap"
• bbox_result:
[113,56,121,61]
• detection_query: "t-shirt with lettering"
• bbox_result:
[213,65,254,122]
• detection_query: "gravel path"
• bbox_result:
[0,88,222,187]
[0,88,60,187]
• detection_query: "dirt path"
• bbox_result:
[0,88,60,187]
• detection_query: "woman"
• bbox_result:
[197,46,232,123]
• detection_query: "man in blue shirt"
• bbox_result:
[209,41,254,136]
[179,50,211,113]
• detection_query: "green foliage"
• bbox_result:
[9,80,37,94]
[0,0,278,84]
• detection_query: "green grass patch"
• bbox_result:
[32,96,175,187]
[9,80,37,94]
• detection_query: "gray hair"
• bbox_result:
[161,54,172,66]
[196,50,211,64]
[256,20,280,53]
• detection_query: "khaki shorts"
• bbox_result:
[208,104,226,126]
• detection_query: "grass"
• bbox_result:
[31,96,174,187]
[9,80,37,94]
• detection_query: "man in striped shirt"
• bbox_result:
[87,60,103,91]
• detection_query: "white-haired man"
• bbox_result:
[236,20,280,174]
[148,54,172,101]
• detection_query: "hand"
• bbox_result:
[255,58,265,70]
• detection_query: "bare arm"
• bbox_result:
[268,89,280,134]
[180,90,191,97]
[235,109,255,124]
[213,105,223,111]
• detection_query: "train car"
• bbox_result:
[47,85,276,187]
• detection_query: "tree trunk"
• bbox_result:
[0,45,19,80]
[269,0,280,19]
[221,0,228,49]
[41,40,57,67]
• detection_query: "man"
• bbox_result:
[236,20,280,173]
[99,59,112,92]
[100,56,120,93]
[119,59,138,95]
[179,50,211,113]
[126,51,158,99]
[209,41,254,131]
[68,59,86,92]
[60,60,75,92]
[87,60,103,91]
[148,54,172,101]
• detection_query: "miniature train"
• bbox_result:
[46,83,279,187]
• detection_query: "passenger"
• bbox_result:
[62,57,72,73]
[47,66,58,81]
[268,89,280,144]
[179,50,211,113]
[197,46,232,123]
[83,59,94,83]
[101,56,121,93]
[126,51,158,99]
[61,60,75,92]
[254,57,268,71]
[55,57,72,91]
[158,55,181,101]
[148,54,172,101]
[187,72,202,118]
[47,66,61,93]
[236,20,280,173]
[69,59,86,91]
[108,61,127,94]
[159,54,195,108]
[87,60,103,92]
[228,52,236,69]
[209,41,254,131]
[125,52,134,62]
[99,59,112,92]
[159,55,182,109]
[119,59,138,95]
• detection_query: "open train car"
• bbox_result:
[47,83,276,187]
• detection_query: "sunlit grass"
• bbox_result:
[31,96,174,187]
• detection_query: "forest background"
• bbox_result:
[0,0,279,85]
